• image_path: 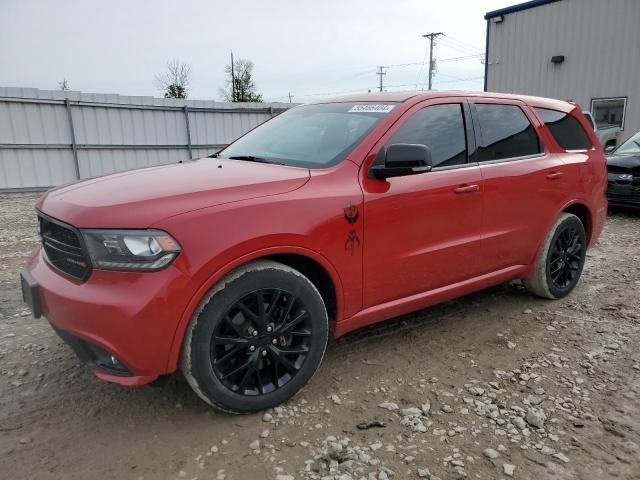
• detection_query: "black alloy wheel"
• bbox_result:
[524,213,587,299]
[211,289,312,396]
[181,260,328,413]
[548,225,584,290]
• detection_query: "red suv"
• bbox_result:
[21,92,607,412]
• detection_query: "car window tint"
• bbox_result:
[219,102,394,168]
[475,104,541,162]
[387,104,467,168]
[534,108,593,150]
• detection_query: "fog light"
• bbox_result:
[86,343,130,375]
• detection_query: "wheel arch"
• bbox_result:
[524,200,594,279]
[262,253,338,325]
[562,201,593,245]
[165,246,344,372]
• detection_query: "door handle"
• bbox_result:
[454,184,480,194]
[546,171,564,180]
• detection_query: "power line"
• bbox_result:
[433,76,485,85]
[265,48,484,100]
[268,73,486,100]
[435,72,469,81]
[438,38,481,55]
[383,54,484,69]
[422,32,443,90]
[438,41,479,57]
[381,75,485,90]
[385,61,425,68]
[327,68,378,84]
[443,34,484,54]
[301,87,372,97]
[438,54,485,63]
[438,37,483,57]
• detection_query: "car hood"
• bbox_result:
[607,154,640,172]
[37,158,310,228]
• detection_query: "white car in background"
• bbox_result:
[583,111,621,152]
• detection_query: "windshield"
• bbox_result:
[218,102,396,168]
[615,131,640,156]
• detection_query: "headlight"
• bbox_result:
[81,229,181,271]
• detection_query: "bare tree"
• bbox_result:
[58,78,70,91]
[155,59,191,98]
[220,58,263,102]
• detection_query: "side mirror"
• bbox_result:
[604,145,616,154]
[370,144,433,179]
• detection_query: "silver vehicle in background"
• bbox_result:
[583,110,621,152]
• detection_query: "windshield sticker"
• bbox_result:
[348,104,395,114]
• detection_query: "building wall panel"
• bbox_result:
[0,87,292,190]
[487,0,640,141]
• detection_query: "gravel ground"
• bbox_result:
[1,193,639,480]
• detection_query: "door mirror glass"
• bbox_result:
[371,144,433,179]
[604,144,616,154]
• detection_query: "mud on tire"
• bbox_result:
[524,213,587,300]
[180,260,328,413]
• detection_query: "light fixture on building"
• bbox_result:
[551,55,565,64]
[492,15,504,23]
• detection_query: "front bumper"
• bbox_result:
[23,248,191,386]
[607,179,640,208]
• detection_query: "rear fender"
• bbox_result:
[522,199,594,279]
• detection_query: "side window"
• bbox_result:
[387,104,467,168]
[534,108,593,150]
[474,104,541,162]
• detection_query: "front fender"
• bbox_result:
[164,245,344,372]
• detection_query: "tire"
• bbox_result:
[524,213,587,299]
[181,260,328,413]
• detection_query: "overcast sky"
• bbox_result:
[0,0,516,102]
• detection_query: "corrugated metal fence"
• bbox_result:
[0,87,294,192]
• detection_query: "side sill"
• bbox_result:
[335,265,526,337]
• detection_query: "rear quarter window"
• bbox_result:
[534,108,593,151]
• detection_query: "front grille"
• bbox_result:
[607,165,630,175]
[608,191,640,203]
[38,214,91,281]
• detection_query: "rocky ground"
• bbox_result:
[0,193,639,480]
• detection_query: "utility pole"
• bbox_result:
[287,92,294,103]
[422,32,443,90]
[230,50,235,102]
[376,66,387,92]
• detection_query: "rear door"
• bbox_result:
[361,98,484,308]
[471,99,568,272]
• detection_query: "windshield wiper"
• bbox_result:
[226,155,285,165]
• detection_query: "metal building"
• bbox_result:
[484,0,640,143]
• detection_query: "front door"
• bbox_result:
[361,100,484,308]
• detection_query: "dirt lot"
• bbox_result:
[0,193,639,480]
